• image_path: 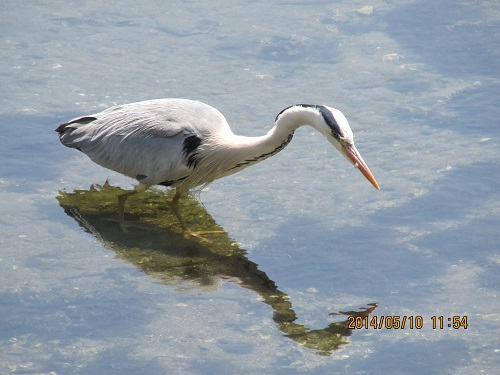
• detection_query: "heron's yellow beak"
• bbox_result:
[342,143,380,190]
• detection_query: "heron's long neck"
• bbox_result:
[208,109,313,175]
[185,107,319,190]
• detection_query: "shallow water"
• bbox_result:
[1,0,499,374]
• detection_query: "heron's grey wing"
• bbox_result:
[58,103,196,186]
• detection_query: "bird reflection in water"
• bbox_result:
[57,182,378,355]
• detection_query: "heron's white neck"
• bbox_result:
[229,104,325,155]
[195,106,324,184]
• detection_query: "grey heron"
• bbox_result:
[56,99,379,233]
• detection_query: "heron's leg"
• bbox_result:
[166,189,188,231]
[167,188,225,241]
[117,190,139,222]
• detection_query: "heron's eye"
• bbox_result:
[331,131,345,142]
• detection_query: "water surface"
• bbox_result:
[1,1,499,374]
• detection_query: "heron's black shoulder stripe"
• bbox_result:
[182,134,202,168]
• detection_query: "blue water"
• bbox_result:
[1,1,499,374]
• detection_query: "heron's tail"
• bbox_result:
[55,116,97,150]
[55,116,97,134]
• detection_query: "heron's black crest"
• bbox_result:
[317,106,343,137]
[182,134,202,168]
[276,104,322,120]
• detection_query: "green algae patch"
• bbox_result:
[57,182,377,354]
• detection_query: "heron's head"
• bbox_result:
[295,104,380,190]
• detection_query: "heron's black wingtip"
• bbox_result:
[55,116,97,133]
[55,123,68,133]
